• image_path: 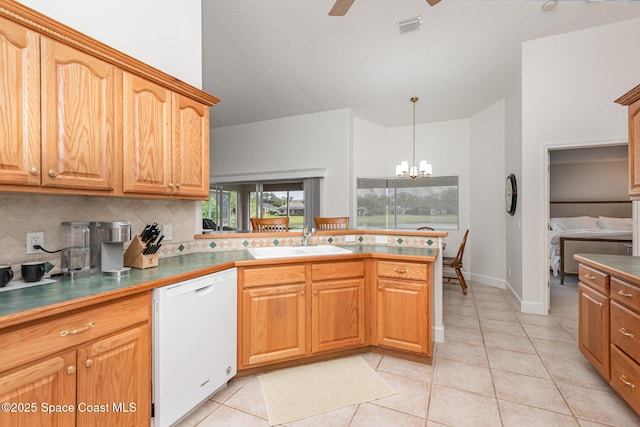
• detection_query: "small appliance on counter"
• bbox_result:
[90,220,132,276]
[60,221,90,277]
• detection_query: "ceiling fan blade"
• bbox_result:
[426,0,441,6]
[329,0,356,16]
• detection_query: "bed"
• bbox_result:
[549,202,632,284]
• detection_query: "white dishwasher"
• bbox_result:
[153,268,237,427]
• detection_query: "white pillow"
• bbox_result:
[598,216,632,231]
[549,216,599,231]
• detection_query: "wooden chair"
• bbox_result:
[416,226,435,231]
[314,217,349,230]
[442,229,469,295]
[250,217,289,232]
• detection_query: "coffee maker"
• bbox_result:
[60,221,91,277]
[90,221,132,276]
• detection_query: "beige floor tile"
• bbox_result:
[492,370,571,414]
[175,399,220,426]
[373,370,430,418]
[576,419,614,427]
[516,312,561,328]
[285,404,357,427]
[530,337,585,362]
[223,376,269,419]
[477,307,519,322]
[483,331,536,354]
[443,312,480,330]
[433,358,495,396]
[434,340,489,366]
[428,384,501,427]
[195,405,270,427]
[556,381,640,426]
[444,303,478,316]
[480,318,527,337]
[544,357,610,391]
[360,352,383,370]
[211,375,253,403]
[444,326,484,347]
[475,299,516,312]
[487,347,550,379]
[498,400,579,427]
[377,355,433,383]
[350,403,425,427]
[522,323,576,343]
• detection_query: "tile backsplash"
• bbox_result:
[0,193,199,278]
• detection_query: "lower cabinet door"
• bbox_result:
[578,283,610,380]
[242,283,307,367]
[312,278,365,353]
[76,325,151,427]
[0,352,76,427]
[376,278,431,355]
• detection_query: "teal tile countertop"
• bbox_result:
[574,253,640,282]
[0,245,438,323]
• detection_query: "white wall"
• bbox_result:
[210,109,352,217]
[17,0,203,88]
[470,100,506,287]
[521,17,640,313]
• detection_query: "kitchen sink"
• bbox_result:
[247,245,353,259]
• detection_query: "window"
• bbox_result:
[204,178,321,232]
[356,176,459,230]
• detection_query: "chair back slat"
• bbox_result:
[250,217,289,231]
[314,217,349,230]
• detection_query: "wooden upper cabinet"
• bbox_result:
[0,16,40,186]
[628,99,640,198]
[123,73,172,195]
[172,94,210,198]
[41,38,119,191]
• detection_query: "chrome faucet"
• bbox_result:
[302,225,316,246]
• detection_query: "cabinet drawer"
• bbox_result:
[611,278,640,312]
[611,301,640,361]
[377,260,428,282]
[242,264,306,288]
[0,292,150,373]
[578,264,609,293]
[312,261,365,281]
[610,344,640,414]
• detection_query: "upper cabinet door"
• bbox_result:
[122,72,172,195]
[41,38,118,191]
[172,93,210,198]
[0,16,40,186]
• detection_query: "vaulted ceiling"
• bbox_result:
[202,0,640,128]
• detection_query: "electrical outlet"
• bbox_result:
[345,235,356,242]
[27,232,44,254]
[163,224,173,241]
[375,235,388,244]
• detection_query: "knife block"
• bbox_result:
[124,235,158,269]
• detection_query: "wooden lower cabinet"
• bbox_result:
[0,293,151,426]
[578,282,610,379]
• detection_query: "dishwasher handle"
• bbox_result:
[195,284,215,295]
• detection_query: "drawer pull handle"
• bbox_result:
[584,273,596,280]
[66,365,76,375]
[619,328,635,338]
[618,290,634,298]
[60,322,96,337]
[581,292,603,308]
[393,268,409,273]
[619,375,635,389]
[85,358,94,368]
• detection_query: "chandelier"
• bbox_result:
[395,96,432,179]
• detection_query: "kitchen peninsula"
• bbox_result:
[0,229,444,426]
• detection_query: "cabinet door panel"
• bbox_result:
[41,38,117,191]
[578,283,610,380]
[76,325,151,427]
[0,352,75,427]
[312,278,365,353]
[172,93,209,198]
[242,283,306,367]
[376,278,430,355]
[0,16,40,186]
[123,73,172,195]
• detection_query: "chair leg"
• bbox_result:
[454,267,467,295]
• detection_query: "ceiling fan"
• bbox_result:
[329,0,441,16]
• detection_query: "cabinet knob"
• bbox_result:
[618,289,634,298]
[48,170,58,177]
[313,290,318,296]
[66,365,76,375]
[85,359,94,368]
[300,291,305,296]
[30,167,40,176]
[378,285,384,291]
[175,183,181,189]
[168,182,173,188]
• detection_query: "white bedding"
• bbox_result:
[549,228,632,276]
